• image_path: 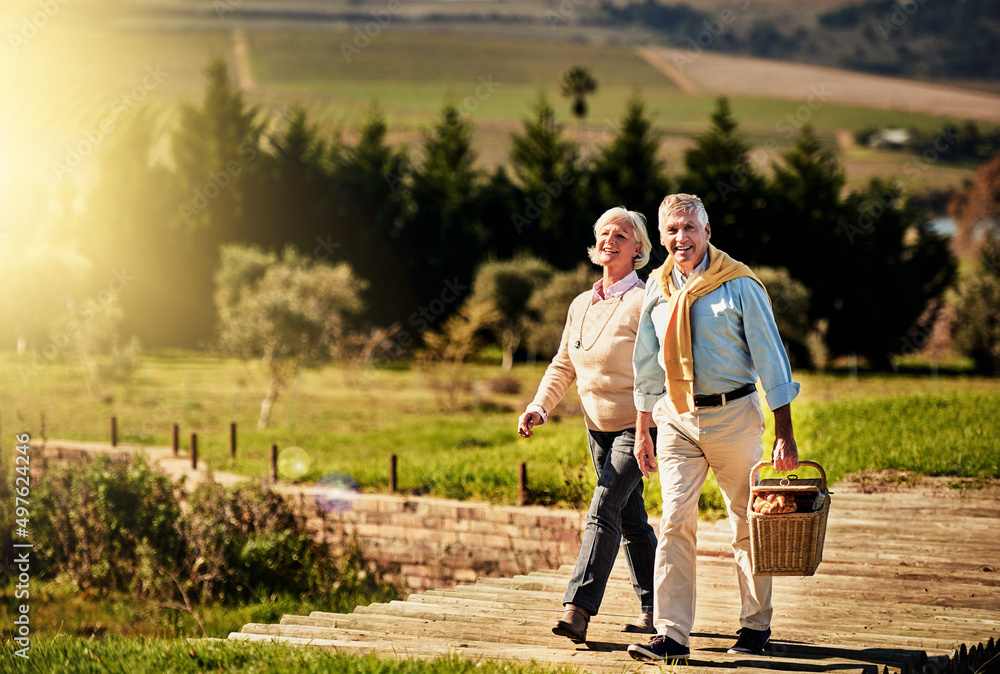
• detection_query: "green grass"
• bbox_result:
[795,392,1000,484]
[0,635,582,674]
[0,577,388,643]
[9,23,990,188]
[4,352,999,514]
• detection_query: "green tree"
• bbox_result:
[764,125,847,332]
[559,66,598,142]
[327,105,415,327]
[467,255,556,370]
[404,104,488,308]
[169,59,264,344]
[836,179,956,369]
[953,232,1000,374]
[241,106,336,254]
[588,93,670,267]
[509,95,587,270]
[752,266,812,368]
[214,244,367,428]
[678,97,768,264]
[524,263,593,358]
[75,111,193,346]
[172,58,262,236]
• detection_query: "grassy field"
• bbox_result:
[4,20,994,190]
[0,635,582,674]
[4,351,1000,512]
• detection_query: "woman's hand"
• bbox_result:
[518,411,543,438]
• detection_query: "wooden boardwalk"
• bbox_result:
[230,485,1000,673]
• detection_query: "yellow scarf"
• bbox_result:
[648,244,766,415]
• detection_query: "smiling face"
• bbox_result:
[595,218,641,280]
[662,209,711,276]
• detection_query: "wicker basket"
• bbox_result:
[748,461,831,577]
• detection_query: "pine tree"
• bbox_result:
[589,93,670,270]
[405,104,488,312]
[678,97,768,264]
[327,105,414,326]
[508,95,587,269]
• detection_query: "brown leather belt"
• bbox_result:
[693,383,756,408]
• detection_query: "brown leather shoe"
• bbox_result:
[552,604,590,642]
[622,612,655,634]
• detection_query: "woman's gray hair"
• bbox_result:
[587,207,653,269]
[658,193,708,237]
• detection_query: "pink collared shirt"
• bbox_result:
[591,270,642,304]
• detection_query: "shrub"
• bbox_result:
[32,453,183,590]
[523,263,593,359]
[27,454,398,632]
[754,266,812,367]
[953,235,1000,374]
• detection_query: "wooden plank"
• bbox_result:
[228,486,1000,674]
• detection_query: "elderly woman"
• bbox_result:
[517,206,658,642]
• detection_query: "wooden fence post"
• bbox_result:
[270,443,278,481]
[390,454,397,493]
[190,433,198,470]
[518,462,528,506]
[171,424,179,456]
[110,416,117,447]
[229,422,237,459]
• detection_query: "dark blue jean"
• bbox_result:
[563,427,657,615]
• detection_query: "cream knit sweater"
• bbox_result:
[530,284,650,432]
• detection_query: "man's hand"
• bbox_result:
[771,404,800,473]
[518,411,543,438]
[634,411,657,478]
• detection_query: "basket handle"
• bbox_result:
[748,460,827,493]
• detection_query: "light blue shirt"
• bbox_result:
[633,254,800,413]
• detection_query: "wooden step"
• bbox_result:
[227,485,1000,673]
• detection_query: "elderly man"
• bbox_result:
[627,193,800,663]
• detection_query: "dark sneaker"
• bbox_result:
[727,627,771,655]
[627,634,690,662]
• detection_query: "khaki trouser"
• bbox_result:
[651,392,772,646]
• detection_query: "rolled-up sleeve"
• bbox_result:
[740,278,800,411]
[633,282,667,412]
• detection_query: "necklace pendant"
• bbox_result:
[574,340,581,349]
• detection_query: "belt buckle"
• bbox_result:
[721,392,727,406]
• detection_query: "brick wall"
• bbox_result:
[25,440,588,593]
[279,488,587,591]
